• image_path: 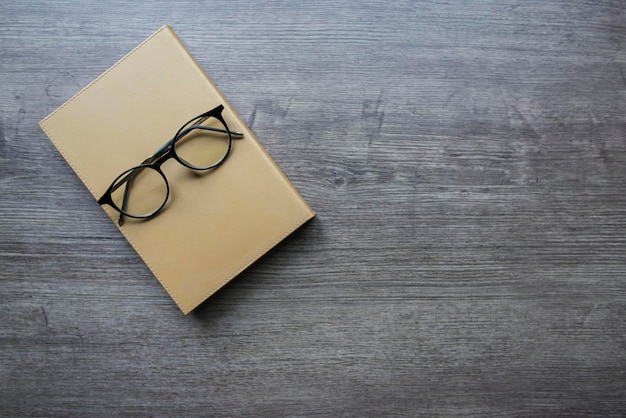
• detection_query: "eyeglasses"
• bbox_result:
[97,104,243,226]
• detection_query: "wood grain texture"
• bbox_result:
[1,0,625,416]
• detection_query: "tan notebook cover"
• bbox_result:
[39,25,315,314]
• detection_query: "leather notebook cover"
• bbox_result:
[39,25,315,314]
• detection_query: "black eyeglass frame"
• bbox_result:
[97,104,242,225]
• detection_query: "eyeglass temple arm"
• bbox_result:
[142,125,244,165]
[117,171,136,226]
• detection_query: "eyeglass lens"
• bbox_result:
[111,166,168,218]
[174,115,231,170]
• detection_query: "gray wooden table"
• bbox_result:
[1,1,625,416]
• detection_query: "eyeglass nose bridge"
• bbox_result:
[142,140,176,168]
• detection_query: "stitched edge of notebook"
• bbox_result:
[38,25,183,312]
[184,212,315,314]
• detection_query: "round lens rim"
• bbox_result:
[108,164,170,219]
[171,119,232,171]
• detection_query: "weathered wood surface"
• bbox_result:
[1,1,625,416]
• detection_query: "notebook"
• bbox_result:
[39,25,315,314]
